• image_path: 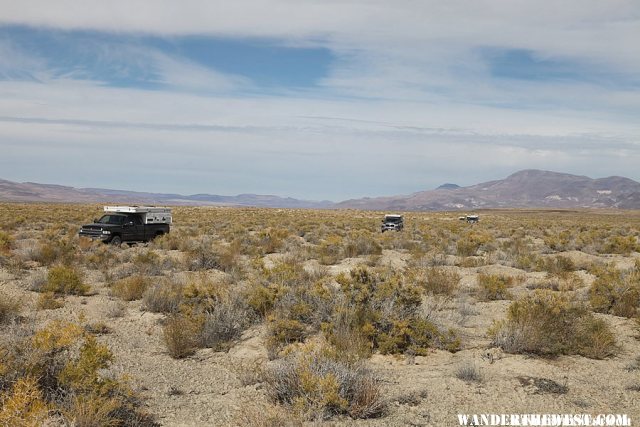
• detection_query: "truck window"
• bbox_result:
[97,215,124,225]
[131,215,143,226]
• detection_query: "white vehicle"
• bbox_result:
[381,214,404,232]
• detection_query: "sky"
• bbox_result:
[0,1,639,201]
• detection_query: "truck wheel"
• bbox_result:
[110,236,122,246]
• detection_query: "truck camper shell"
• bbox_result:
[103,206,172,225]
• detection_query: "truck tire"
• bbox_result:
[110,235,122,246]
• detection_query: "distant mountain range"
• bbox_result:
[2,169,640,210]
[0,179,332,209]
[336,170,640,210]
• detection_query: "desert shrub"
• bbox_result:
[537,255,576,276]
[26,269,48,292]
[477,273,513,301]
[598,235,639,255]
[132,250,161,275]
[413,267,460,295]
[343,232,382,258]
[317,235,344,265]
[111,275,150,301]
[322,308,372,364]
[544,229,573,252]
[84,244,117,271]
[0,376,50,426]
[236,402,302,426]
[245,259,316,318]
[0,320,154,426]
[36,292,64,310]
[199,297,253,351]
[376,317,460,355]
[489,291,617,359]
[85,322,113,335]
[266,317,308,357]
[184,238,241,274]
[274,280,336,327]
[0,292,20,324]
[332,267,460,355]
[527,275,577,292]
[182,275,229,310]
[265,342,386,420]
[32,237,77,266]
[0,231,13,254]
[142,279,183,314]
[44,265,89,295]
[245,283,285,317]
[589,266,640,318]
[455,362,484,383]
[257,228,290,254]
[456,231,493,257]
[152,231,182,250]
[162,315,200,359]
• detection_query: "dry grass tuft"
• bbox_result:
[111,275,150,301]
[265,342,386,420]
[490,291,617,359]
[162,315,200,359]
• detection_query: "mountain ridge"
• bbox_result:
[2,170,640,210]
[335,169,640,210]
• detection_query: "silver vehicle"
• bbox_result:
[381,214,404,232]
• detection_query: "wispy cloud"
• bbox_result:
[0,1,638,199]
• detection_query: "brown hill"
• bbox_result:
[0,179,331,208]
[336,170,640,210]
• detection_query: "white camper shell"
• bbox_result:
[103,206,172,225]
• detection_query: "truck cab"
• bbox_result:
[79,206,171,245]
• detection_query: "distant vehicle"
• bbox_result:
[458,215,479,223]
[78,206,171,245]
[381,214,404,232]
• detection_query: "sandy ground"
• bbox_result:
[2,247,640,427]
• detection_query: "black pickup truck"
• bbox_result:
[79,213,170,245]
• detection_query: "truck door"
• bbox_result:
[131,215,145,241]
[122,215,144,241]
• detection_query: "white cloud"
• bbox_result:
[0,77,639,199]
[0,1,639,198]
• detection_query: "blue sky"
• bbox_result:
[0,1,639,200]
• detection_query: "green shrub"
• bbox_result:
[44,265,89,295]
[415,267,460,295]
[537,255,576,276]
[477,274,513,301]
[266,317,308,357]
[598,235,639,255]
[0,320,155,426]
[36,292,64,310]
[456,231,493,257]
[317,235,344,265]
[245,283,286,317]
[589,266,640,318]
[343,232,382,258]
[111,275,150,301]
[489,291,617,359]
[332,267,460,355]
[0,231,13,254]
[162,315,200,359]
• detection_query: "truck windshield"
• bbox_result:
[97,215,125,225]
[385,217,402,223]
